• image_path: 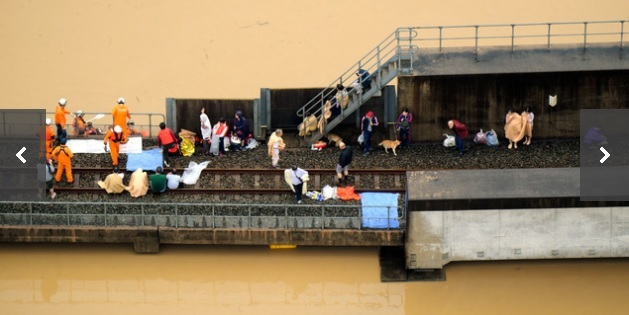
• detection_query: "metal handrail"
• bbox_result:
[296,20,627,123]
[0,201,406,230]
[43,111,166,138]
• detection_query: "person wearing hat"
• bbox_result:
[44,118,55,160]
[54,98,71,137]
[72,110,87,136]
[112,97,131,136]
[104,125,127,167]
[361,111,379,155]
[83,121,102,137]
[51,138,74,183]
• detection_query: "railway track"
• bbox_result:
[53,168,408,194]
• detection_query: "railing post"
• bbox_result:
[511,24,515,53]
[583,22,588,53]
[377,46,381,89]
[212,205,215,228]
[387,206,390,231]
[29,203,32,226]
[321,205,325,230]
[396,28,401,68]
[439,26,443,53]
[141,204,144,226]
[547,23,552,49]
[474,25,479,61]
[409,27,415,70]
[248,206,252,229]
[148,114,153,138]
[175,204,178,228]
[621,21,625,59]
[67,203,70,226]
[104,204,107,227]
[358,205,362,231]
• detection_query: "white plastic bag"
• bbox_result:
[357,133,364,145]
[246,138,259,150]
[321,185,336,200]
[209,134,220,155]
[443,134,455,147]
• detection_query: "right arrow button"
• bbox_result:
[600,147,611,164]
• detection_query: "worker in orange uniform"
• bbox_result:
[72,110,87,136]
[51,138,74,183]
[112,97,131,136]
[45,118,55,160]
[55,98,71,138]
[104,125,126,167]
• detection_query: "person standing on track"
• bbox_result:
[112,97,131,136]
[44,118,55,160]
[336,142,353,185]
[51,138,74,184]
[267,128,285,168]
[157,122,178,168]
[54,98,71,140]
[200,107,212,155]
[104,125,126,167]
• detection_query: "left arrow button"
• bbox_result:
[16,147,26,163]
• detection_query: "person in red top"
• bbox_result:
[448,119,469,156]
[112,97,131,135]
[55,98,71,137]
[104,125,126,167]
[157,122,178,167]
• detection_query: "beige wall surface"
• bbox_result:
[0,0,626,114]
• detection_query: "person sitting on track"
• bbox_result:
[97,166,126,194]
[149,166,168,194]
[166,168,183,190]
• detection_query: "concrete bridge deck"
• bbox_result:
[405,168,629,270]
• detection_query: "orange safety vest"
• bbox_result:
[55,105,70,125]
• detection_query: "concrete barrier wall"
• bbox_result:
[0,226,404,253]
[405,207,629,269]
[397,69,629,142]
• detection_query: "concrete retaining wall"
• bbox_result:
[0,226,404,253]
[406,207,629,269]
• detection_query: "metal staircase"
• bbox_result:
[296,20,629,144]
[297,29,418,144]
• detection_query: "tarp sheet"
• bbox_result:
[66,137,142,154]
[360,192,400,229]
[126,148,163,172]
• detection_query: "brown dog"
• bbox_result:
[378,139,401,155]
[327,133,343,147]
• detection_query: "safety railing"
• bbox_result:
[43,111,166,138]
[297,19,627,121]
[0,201,406,230]
[297,28,418,120]
[408,20,627,55]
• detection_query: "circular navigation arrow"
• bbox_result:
[600,147,610,164]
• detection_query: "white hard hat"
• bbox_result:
[45,118,51,125]
[76,110,84,116]
[114,125,122,133]
[58,98,67,106]
[117,97,125,104]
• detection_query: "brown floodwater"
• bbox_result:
[0,243,627,314]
